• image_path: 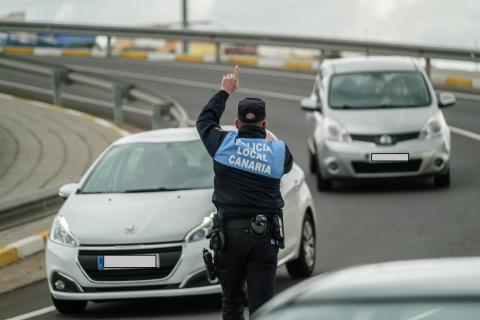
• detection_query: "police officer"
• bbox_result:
[196,65,293,320]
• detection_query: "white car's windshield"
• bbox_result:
[80,140,213,193]
[261,302,480,320]
[329,71,431,109]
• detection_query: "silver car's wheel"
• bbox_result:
[309,151,317,174]
[286,213,316,278]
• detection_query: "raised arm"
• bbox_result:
[196,66,240,156]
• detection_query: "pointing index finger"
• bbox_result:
[233,65,239,79]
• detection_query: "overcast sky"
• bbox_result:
[0,0,479,49]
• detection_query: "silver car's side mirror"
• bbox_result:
[300,97,321,112]
[58,183,79,199]
[438,92,456,108]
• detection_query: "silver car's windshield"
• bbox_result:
[80,140,213,193]
[329,71,431,109]
[261,302,480,320]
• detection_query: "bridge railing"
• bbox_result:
[0,21,480,77]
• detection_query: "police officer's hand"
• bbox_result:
[221,65,240,94]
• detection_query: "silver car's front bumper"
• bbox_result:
[46,239,220,301]
[316,134,450,179]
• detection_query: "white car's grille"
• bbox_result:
[78,246,182,282]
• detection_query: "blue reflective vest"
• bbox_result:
[214,131,286,180]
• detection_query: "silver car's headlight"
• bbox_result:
[324,117,352,143]
[419,112,447,140]
[49,216,79,247]
[185,213,214,242]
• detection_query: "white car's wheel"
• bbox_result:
[52,296,87,314]
[286,213,316,278]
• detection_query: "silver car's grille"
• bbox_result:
[352,159,422,174]
[78,246,182,282]
[351,132,420,145]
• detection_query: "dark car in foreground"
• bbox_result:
[253,257,480,320]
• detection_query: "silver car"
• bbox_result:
[46,127,317,314]
[253,257,480,320]
[301,57,455,190]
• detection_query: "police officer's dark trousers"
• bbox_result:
[217,228,278,320]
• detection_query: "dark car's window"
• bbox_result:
[259,302,480,320]
[81,141,213,193]
[329,71,431,109]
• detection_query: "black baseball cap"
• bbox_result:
[238,98,266,123]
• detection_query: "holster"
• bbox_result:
[206,212,225,252]
[272,211,285,249]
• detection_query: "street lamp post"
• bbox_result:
[182,0,188,54]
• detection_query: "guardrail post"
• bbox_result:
[113,85,128,127]
[425,57,432,79]
[318,49,325,65]
[106,35,113,58]
[52,70,68,105]
[215,42,221,63]
[152,102,172,129]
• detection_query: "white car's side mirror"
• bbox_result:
[300,97,321,112]
[438,92,456,108]
[58,183,79,199]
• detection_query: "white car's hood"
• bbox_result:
[59,189,215,245]
[328,106,435,134]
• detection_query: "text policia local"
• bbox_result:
[228,140,273,175]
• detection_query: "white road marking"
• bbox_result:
[65,65,307,101]
[66,59,317,80]
[404,307,443,320]
[450,125,480,141]
[452,91,480,102]
[4,306,56,320]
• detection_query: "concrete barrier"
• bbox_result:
[0,230,48,267]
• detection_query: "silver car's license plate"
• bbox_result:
[370,153,409,162]
[97,255,158,270]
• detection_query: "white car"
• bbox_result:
[46,127,317,314]
[301,57,454,190]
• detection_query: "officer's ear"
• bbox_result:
[261,120,267,129]
[234,118,241,129]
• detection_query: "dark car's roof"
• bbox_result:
[256,258,480,318]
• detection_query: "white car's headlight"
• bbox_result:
[324,117,352,143]
[419,112,447,140]
[185,213,214,242]
[49,216,79,247]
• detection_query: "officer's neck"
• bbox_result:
[238,125,266,139]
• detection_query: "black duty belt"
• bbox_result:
[224,219,254,230]
[224,219,274,231]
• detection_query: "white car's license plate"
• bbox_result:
[97,255,158,270]
[370,153,409,162]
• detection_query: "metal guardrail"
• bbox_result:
[0,54,189,128]
[0,187,63,231]
[0,53,190,228]
[0,21,480,72]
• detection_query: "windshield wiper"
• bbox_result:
[332,104,354,109]
[78,190,107,194]
[124,187,190,193]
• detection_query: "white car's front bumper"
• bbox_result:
[316,134,450,179]
[46,239,221,301]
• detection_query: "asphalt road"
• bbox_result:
[1,57,480,320]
